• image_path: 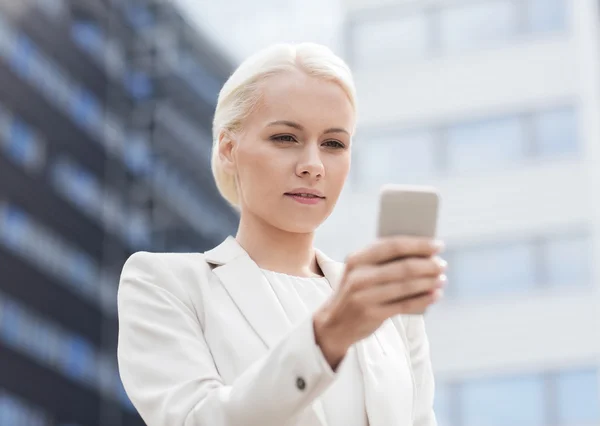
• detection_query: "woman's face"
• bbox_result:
[224,70,354,234]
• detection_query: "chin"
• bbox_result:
[286,224,321,234]
[275,216,324,234]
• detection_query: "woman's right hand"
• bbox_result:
[313,236,447,370]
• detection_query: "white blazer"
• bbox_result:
[117,236,438,426]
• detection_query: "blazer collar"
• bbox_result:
[204,236,345,349]
[204,236,345,289]
[204,235,247,265]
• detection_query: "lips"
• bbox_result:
[284,190,325,205]
[285,193,324,199]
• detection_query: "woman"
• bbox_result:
[117,43,447,426]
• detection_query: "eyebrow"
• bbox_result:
[266,120,350,136]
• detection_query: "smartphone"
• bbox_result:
[377,184,440,239]
[377,185,441,306]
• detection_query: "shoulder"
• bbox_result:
[119,251,213,317]
[120,250,214,291]
[120,251,212,287]
[122,251,208,274]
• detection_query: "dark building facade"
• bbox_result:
[0,0,238,424]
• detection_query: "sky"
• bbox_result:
[172,0,345,64]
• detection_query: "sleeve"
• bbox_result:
[400,314,438,426]
[117,252,339,426]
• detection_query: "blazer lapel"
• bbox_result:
[205,236,292,349]
[205,237,329,426]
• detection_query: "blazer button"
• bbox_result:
[296,377,306,391]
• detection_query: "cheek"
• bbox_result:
[236,145,286,194]
[326,155,351,185]
[237,144,269,176]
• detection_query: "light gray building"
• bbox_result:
[317,0,600,424]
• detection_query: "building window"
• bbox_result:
[124,133,152,176]
[0,108,45,173]
[527,0,568,33]
[61,335,97,383]
[71,20,105,62]
[0,389,50,426]
[69,86,102,133]
[126,210,152,249]
[363,106,578,180]
[349,0,568,67]
[28,318,61,367]
[0,202,102,303]
[0,203,28,252]
[105,42,126,78]
[445,116,524,174]
[124,70,153,100]
[0,15,17,60]
[434,383,455,426]
[460,375,546,426]
[451,242,537,299]
[358,130,436,188]
[532,107,579,157]
[2,20,132,166]
[33,54,73,115]
[440,0,519,53]
[123,3,155,29]
[353,12,431,66]
[10,34,36,80]
[50,157,102,218]
[543,234,591,287]
[179,53,221,104]
[556,368,600,424]
[0,291,100,389]
[35,0,67,19]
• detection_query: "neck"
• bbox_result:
[235,210,322,278]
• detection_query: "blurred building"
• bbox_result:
[317,0,600,424]
[0,0,237,424]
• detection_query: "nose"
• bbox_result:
[296,145,324,180]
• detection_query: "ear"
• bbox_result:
[218,131,237,174]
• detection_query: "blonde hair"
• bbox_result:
[211,42,357,207]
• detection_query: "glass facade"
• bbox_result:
[543,234,591,287]
[350,0,569,66]
[461,375,546,426]
[451,242,537,299]
[446,233,591,301]
[0,0,236,424]
[441,0,519,53]
[527,0,568,33]
[556,368,600,424]
[358,106,578,184]
[533,107,579,157]
[358,130,436,188]
[446,115,524,174]
[0,389,51,426]
[353,12,431,65]
[436,368,600,426]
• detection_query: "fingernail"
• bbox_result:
[435,257,448,270]
[431,240,445,252]
[438,274,448,287]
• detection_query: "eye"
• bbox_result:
[271,135,297,143]
[322,140,345,149]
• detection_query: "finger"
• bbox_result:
[341,255,446,293]
[345,236,444,269]
[376,288,444,318]
[372,256,447,284]
[362,275,446,305]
